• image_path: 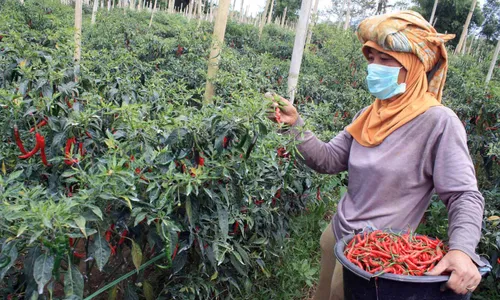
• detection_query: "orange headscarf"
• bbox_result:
[346,11,455,147]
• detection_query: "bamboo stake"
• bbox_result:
[287,0,313,103]
[343,0,351,30]
[74,0,83,82]
[306,0,320,46]
[259,0,272,38]
[267,0,274,25]
[239,0,245,22]
[204,0,231,103]
[281,6,287,27]
[149,0,158,26]
[429,0,438,25]
[485,39,500,85]
[455,0,477,55]
[91,0,99,24]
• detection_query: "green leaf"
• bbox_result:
[185,197,192,225]
[74,216,87,237]
[124,284,139,300]
[0,242,18,280]
[89,235,110,272]
[34,254,54,294]
[16,224,28,237]
[143,281,155,300]
[108,285,118,300]
[7,170,23,183]
[217,204,228,241]
[64,264,84,298]
[210,271,218,281]
[87,205,103,220]
[131,240,143,271]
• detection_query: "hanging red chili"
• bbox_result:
[198,156,205,167]
[37,134,49,166]
[13,125,27,154]
[222,136,229,148]
[18,133,41,160]
[73,251,85,259]
[118,230,128,245]
[64,137,78,165]
[29,118,48,133]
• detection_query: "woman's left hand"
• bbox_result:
[425,250,482,294]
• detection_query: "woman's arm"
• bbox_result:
[289,117,352,174]
[267,93,354,175]
[432,114,485,266]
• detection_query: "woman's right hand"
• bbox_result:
[265,92,299,126]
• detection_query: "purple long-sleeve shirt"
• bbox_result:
[292,106,485,266]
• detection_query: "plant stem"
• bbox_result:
[83,252,166,300]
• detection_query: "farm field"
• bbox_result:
[0,0,499,299]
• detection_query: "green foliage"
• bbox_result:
[0,0,499,299]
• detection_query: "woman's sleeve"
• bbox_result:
[432,115,486,266]
[287,116,353,174]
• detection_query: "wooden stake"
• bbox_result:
[91,0,99,24]
[455,0,477,55]
[288,0,313,103]
[485,39,500,85]
[204,0,231,103]
[259,0,272,39]
[74,0,83,82]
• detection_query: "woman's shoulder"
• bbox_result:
[422,106,459,121]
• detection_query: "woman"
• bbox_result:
[269,11,486,300]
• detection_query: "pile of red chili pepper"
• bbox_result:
[344,230,447,276]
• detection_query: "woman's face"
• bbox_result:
[367,47,407,84]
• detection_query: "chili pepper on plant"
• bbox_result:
[18,133,41,160]
[29,118,48,133]
[118,230,128,245]
[13,125,27,154]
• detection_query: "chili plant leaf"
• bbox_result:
[64,264,84,298]
[143,281,155,300]
[89,234,110,272]
[0,241,18,281]
[34,253,54,294]
[131,240,143,271]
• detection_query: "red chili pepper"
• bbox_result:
[29,119,48,133]
[18,134,41,159]
[85,131,92,139]
[13,125,27,154]
[69,237,75,247]
[78,142,85,157]
[110,245,117,256]
[232,222,239,235]
[198,156,205,167]
[172,243,179,259]
[118,230,128,245]
[223,136,229,148]
[275,107,282,123]
[37,134,49,166]
[73,251,85,259]
[64,138,78,165]
[316,187,321,201]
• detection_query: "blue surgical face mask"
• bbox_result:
[366,64,406,100]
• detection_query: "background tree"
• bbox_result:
[481,0,500,41]
[328,0,377,27]
[413,0,484,47]
[273,0,302,23]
